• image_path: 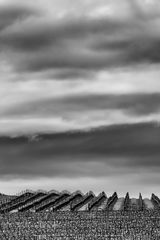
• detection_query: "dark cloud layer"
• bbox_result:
[0,4,39,31]
[0,1,160,75]
[0,122,160,178]
[2,93,160,118]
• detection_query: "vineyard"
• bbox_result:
[0,191,160,239]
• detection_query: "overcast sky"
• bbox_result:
[0,0,160,196]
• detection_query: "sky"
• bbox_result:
[0,0,160,196]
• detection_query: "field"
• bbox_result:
[0,211,160,239]
[0,191,160,239]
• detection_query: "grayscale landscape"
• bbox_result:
[0,0,160,239]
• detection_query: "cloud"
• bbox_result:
[0,121,160,196]
[1,93,160,118]
[0,0,160,196]
[0,122,160,179]
[2,89,160,135]
[0,3,40,31]
[0,0,160,75]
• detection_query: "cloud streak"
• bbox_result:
[0,93,160,135]
[3,93,159,117]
